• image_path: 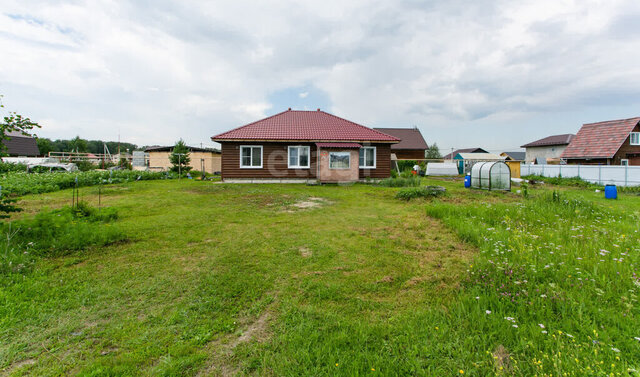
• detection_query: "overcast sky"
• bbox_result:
[2,0,640,153]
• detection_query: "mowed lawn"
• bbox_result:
[1,179,639,376]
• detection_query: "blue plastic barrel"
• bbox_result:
[604,184,617,199]
[464,175,471,188]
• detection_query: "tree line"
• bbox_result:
[36,136,140,156]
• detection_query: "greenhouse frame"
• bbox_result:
[470,161,511,191]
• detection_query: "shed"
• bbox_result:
[500,152,524,178]
[470,161,511,191]
[454,152,505,174]
[145,145,221,174]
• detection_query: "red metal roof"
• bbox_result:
[562,117,640,159]
[373,128,428,150]
[212,109,399,142]
[520,134,574,148]
[315,142,362,148]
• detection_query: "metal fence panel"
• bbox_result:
[520,164,640,187]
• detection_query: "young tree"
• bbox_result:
[0,95,41,157]
[169,139,192,175]
[426,143,442,159]
[69,136,88,153]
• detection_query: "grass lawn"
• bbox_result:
[0,178,639,376]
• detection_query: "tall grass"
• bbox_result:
[376,176,421,187]
[0,203,125,275]
[427,190,640,375]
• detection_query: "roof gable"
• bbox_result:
[212,109,399,143]
[561,117,640,159]
[443,147,488,159]
[520,134,574,148]
[373,128,428,150]
[2,134,39,156]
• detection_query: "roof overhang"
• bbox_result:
[212,138,398,144]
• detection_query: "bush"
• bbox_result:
[377,176,421,187]
[0,203,125,275]
[395,186,446,200]
[522,175,598,188]
[0,162,27,174]
[75,160,98,172]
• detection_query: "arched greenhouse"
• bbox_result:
[470,161,511,191]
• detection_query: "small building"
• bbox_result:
[373,127,428,160]
[520,134,574,164]
[2,131,40,157]
[500,151,525,178]
[561,117,640,165]
[212,108,399,183]
[453,152,505,174]
[442,147,489,160]
[144,145,221,174]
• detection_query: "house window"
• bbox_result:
[288,146,310,168]
[329,151,350,169]
[240,145,262,168]
[359,147,376,168]
[621,159,629,166]
[631,132,640,145]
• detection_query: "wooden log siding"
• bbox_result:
[393,149,427,160]
[220,142,318,179]
[220,142,393,180]
[359,144,392,179]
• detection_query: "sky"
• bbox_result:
[1,0,640,154]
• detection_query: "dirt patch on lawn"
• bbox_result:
[2,358,36,375]
[197,301,276,376]
[283,197,331,212]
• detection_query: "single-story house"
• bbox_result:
[520,134,574,164]
[561,117,640,165]
[211,108,399,183]
[500,151,525,178]
[373,127,428,160]
[144,145,221,174]
[2,131,40,157]
[442,147,489,160]
[453,152,505,174]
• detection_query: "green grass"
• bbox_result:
[0,178,639,376]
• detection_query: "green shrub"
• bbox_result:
[0,203,125,275]
[377,176,421,187]
[522,175,599,188]
[395,186,446,200]
[75,160,98,172]
[0,162,27,174]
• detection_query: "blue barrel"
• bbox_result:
[604,184,617,199]
[464,175,471,188]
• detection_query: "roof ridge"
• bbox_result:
[212,109,290,139]
[584,117,640,126]
[319,111,400,141]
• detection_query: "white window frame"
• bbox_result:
[329,151,351,169]
[631,132,640,146]
[287,146,310,169]
[239,145,263,168]
[621,159,629,166]
[359,146,376,169]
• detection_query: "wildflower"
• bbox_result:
[512,325,518,328]
[371,368,375,371]
[611,347,620,353]
[459,370,464,374]
[538,324,545,328]
[336,364,339,367]
[634,337,640,341]
[542,331,548,334]
[485,310,491,314]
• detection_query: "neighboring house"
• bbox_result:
[561,117,640,165]
[500,151,526,178]
[520,134,574,164]
[211,108,399,183]
[373,127,428,160]
[453,152,505,174]
[144,145,221,174]
[442,147,488,160]
[2,131,39,157]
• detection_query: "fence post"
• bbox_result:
[559,164,561,177]
[598,165,602,185]
[577,164,580,179]
[542,164,545,177]
[625,165,628,186]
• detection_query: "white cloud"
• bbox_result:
[1,0,639,151]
